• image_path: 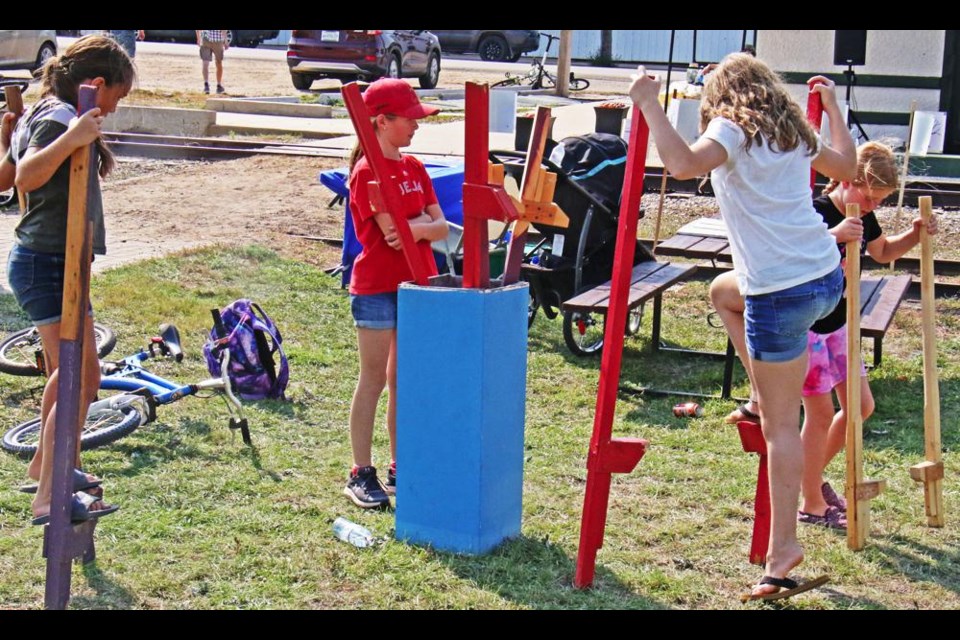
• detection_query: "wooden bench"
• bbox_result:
[561,260,698,350]
[859,274,912,367]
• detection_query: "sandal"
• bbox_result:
[18,468,103,498]
[798,506,847,530]
[724,401,761,425]
[821,481,847,512]
[31,491,119,526]
[741,575,830,602]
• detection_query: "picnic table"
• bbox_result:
[653,217,914,395]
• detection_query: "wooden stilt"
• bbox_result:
[909,196,945,527]
[844,202,885,551]
[44,85,99,610]
[806,82,824,191]
[461,83,519,289]
[501,106,558,285]
[340,82,432,286]
[573,106,650,588]
[890,101,917,272]
[736,421,769,565]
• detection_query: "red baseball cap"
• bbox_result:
[362,78,440,119]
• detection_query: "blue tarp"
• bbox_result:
[319,164,465,287]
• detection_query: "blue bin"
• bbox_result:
[395,276,528,554]
[318,164,465,287]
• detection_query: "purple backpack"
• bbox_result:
[203,299,289,400]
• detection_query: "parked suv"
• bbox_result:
[286,30,441,91]
[427,30,539,62]
[142,30,279,48]
[0,30,57,72]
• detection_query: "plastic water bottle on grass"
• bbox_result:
[332,517,373,548]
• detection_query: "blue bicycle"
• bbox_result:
[1,323,250,456]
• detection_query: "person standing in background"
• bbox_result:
[196,30,229,94]
[106,30,144,58]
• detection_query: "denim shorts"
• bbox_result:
[350,292,398,330]
[744,265,844,363]
[7,244,71,326]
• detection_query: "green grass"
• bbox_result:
[0,246,957,609]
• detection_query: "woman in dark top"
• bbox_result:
[1,35,135,525]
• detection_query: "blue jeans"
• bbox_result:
[744,266,844,363]
[7,244,70,326]
[109,30,137,58]
[350,292,398,330]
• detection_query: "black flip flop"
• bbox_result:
[726,402,761,424]
[740,575,830,602]
[18,468,102,496]
[31,491,119,526]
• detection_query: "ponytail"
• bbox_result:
[39,34,136,178]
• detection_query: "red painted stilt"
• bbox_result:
[341,82,432,286]
[806,79,825,191]
[736,421,769,565]
[461,82,520,289]
[573,106,651,588]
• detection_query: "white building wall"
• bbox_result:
[757,30,945,146]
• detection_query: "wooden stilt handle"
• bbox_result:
[844,202,871,551]
[913,196,944,527]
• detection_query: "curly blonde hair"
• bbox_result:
[823,141,899,195]
[699,53,818,155]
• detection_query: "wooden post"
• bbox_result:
[574,105,650,588]
[461,82,520,289]
[45,85,99,610]
[890,101,918,272]
[844,202,885,551]
[340,82,432,286]
[502,106,553,285]
[555,30,572,98]
[909,196,945,527]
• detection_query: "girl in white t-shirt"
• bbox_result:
[630,53,857,602]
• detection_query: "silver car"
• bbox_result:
[0,30,57,72]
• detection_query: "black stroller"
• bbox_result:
[490,132,656,356]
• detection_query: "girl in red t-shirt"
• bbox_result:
[343,79,448,509]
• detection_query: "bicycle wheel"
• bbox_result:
[570,77,590,92]
[492,75,522,88]
[2,397,144,457]
[527,290,540,328]
[562,310,605,357]
[536,71,556,90]
[0,323,117,377]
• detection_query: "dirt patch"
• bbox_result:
[102,154,348,272]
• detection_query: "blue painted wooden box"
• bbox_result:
[395,276,528,554]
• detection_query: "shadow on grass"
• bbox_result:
[76,562,138,609]
[872,534,960,597]
[529,324,747,401]
[2,385,44,408]
[427,534,670,609]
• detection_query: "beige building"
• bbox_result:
[757,30,958,154]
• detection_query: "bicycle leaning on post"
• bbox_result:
[491,33,590,91]
[1,322,251,456]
